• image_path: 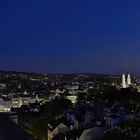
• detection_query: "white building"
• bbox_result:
[0,98,11,112]
[66,95,78,104]
[12,97,23,108]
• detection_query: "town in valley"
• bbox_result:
[0,71,140,140]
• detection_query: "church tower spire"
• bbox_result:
[127,73,131,86]
[122,74,127,88]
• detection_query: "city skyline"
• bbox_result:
[1,0,140,74]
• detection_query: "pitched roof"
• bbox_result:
[51,123,70,138]
[0,113,33,140]
[79,127,104,140]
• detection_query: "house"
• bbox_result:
[84,110,95,124]
[79,127,104,140]
[48,123,70,140]
[105,114,128,129]
[0,98,11,112]
[94,102,104,120]
[66,95,78,104]
[66,112,79,128]
[12,97,23,108]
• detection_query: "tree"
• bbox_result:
[30,117,48,140]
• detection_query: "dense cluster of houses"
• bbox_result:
[47,101,140,140]
[0,91,44,113]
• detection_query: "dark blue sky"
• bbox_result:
[0,0,140,74]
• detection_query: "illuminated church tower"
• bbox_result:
[122,74,127,88]
[127,74,131,86]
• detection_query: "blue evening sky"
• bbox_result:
[0,0,140,74]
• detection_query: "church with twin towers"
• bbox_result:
[122,74,132,88]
